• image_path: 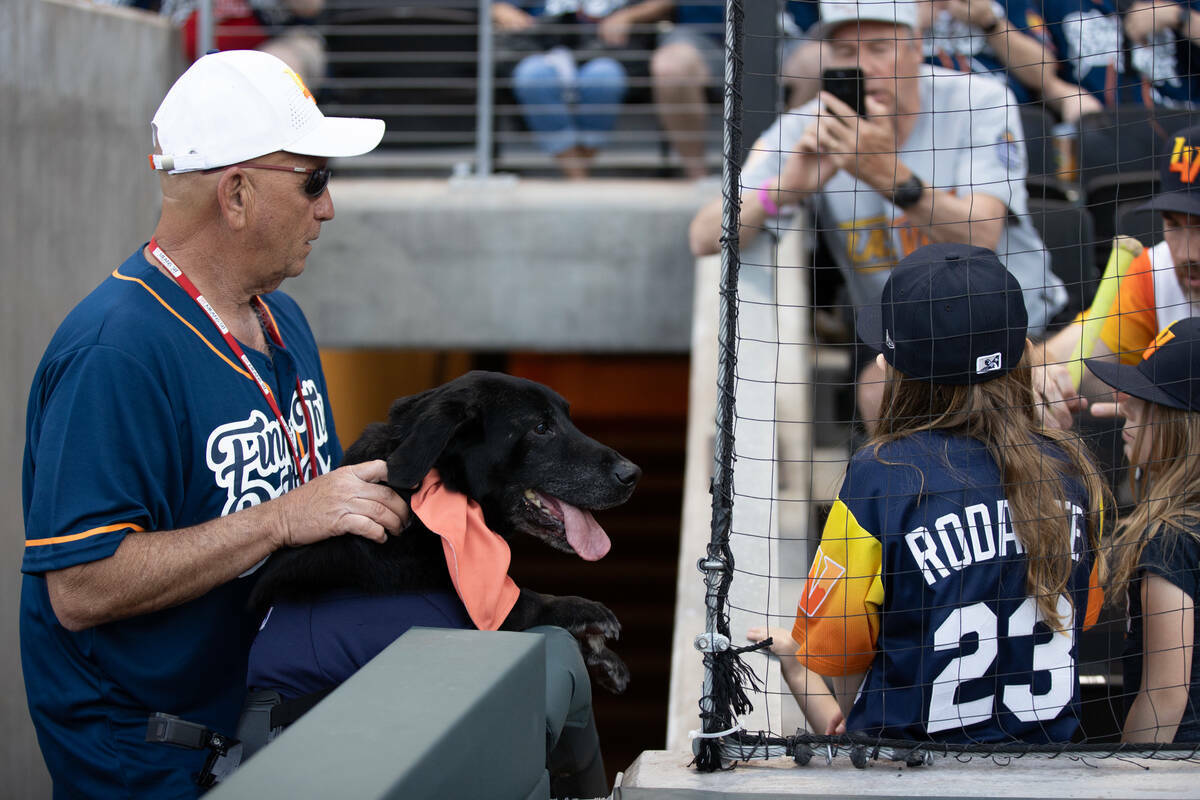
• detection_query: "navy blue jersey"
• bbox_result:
[792,431,1101,743]
[21,247,342,798]
[1038,0,1200,108]
[1123,523,1200,742]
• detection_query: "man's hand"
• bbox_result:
[269,460,410,548]
[1031,361,1087,430]
[492,2,536,31]
[942,0,1000,30]
[1048,79,1103,123]
[811,93,905,195]
[597,7,636,46]
[1125,0,1184,44]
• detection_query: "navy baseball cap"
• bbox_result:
[1134,124,1200,218]
[1086,317,1200,412]
[856,243,1029,384]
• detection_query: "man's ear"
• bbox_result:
[215,168,250,231]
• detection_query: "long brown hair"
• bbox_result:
[1107,403,1200,605]
[871,350,1109,629]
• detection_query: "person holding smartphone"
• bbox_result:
[689,0,1064,429]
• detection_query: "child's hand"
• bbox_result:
[826,709,847,736]
[746,626,799,658]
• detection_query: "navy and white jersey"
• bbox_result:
[792,430,1102,743]
[1038,0,1200,109]
[21,247,341,797]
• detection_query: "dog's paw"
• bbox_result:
[554,596,621,641]
[585,646,630,694]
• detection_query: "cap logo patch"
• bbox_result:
[885,329,895,349]
[286,68,315,104]
[1143,322,1179,360]
[976,352,1003,375]
[1169,136,1200,184]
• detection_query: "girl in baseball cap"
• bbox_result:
[751,243,1108,743]
[1088,317,1200,743]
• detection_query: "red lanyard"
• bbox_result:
[148,237,320,484]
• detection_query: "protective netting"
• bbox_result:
[694,0,1200,771]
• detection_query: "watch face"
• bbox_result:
[895,176,924,209]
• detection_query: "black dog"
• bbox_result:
[248,371,640,693]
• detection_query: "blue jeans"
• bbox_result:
[511,54,628,155]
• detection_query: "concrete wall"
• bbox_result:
[289,178,702,352]
[1,0,181,792]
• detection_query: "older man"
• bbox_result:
[20,51,409,797]
[690,0,1064,424]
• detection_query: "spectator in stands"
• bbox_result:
[651,2,822,179]
[95,0,327,88]
[493,0,673,179]
[921,0,1101,120]
[688,0,1064,427]
[1036,0,1200,109]
[1087,318,1200,744]
[749,245,1106,743]
[1034,124,1200,428]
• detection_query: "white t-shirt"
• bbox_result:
[742,66,1066,335]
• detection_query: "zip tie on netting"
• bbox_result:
[692,0,752,773]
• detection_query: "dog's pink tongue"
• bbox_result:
[561,502,611,561]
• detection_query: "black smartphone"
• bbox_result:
[821,67,866,117]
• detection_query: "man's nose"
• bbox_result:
[315,190,334,222]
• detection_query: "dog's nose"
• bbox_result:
[614,459,641,487]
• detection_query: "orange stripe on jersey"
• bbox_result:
[792,500,882,676]
[1097,250,1156,364]
[26,522,145,548]
[112,266,253,381]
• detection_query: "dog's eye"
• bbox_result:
[534,422,551,435]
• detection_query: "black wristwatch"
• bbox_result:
[892,174,925,210]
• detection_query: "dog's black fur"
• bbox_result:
[249,371,641,693]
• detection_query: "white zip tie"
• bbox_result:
[689,721,744,739]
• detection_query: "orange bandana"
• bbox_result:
[409,469,521,631]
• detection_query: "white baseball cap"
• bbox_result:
[149,50,385,174]
[812,0,919,39]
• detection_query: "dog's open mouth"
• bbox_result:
[522,489,611,561]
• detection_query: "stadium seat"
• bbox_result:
[1027,198,1098,320]
[1076,105,1197,190]
[1018,103,1056,178]
[1082,170,1159,261]
[1117,202,1164,249]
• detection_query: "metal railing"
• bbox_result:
[194,0,733,177]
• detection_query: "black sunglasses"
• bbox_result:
[204,161,331,198]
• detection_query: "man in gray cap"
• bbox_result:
[689,0,1063,425]
[20,50,408,796]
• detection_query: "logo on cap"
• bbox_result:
[976,352,1003,375]
[1169,136,1200,184]
[1142,320,1180,360]
[286,68,315,104]
[885,329,895,349]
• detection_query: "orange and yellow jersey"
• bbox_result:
[792,431,1102,743]
[1096,241,1200,363]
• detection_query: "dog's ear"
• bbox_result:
[383,392,477,490]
